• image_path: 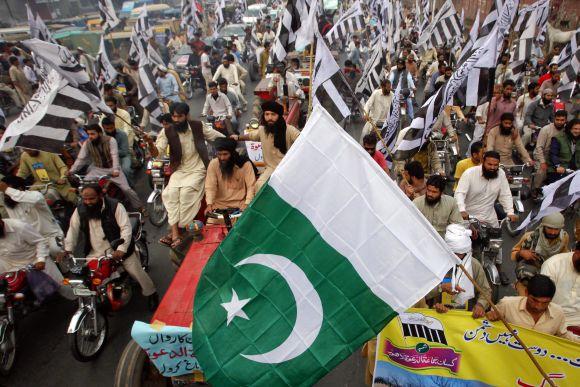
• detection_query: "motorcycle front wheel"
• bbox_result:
[69,309,108,362]
[184,81,194,100]
[0,325,16,375]
[148,192,167,227]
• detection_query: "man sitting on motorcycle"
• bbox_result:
[427,224,491,318]
[68,122,143,212]
[103,96,135,151]
[102,116,133,186]
[487,112,533,166]
[511,212,570,296]
[61,184,158,310]
[218,78,242,132]
[0,217,71,298]
[0,176,63,258]
[454,141,484,191]
[360,79,393,143]
[399,161,427,200]
[213,55,247,112]
[268,61,304,110]
[202,81,234,135]
[205,138,256,214]
[17,148,77,204]
[231,101,300,193]
[389,58,415,119]
[362,134,389,173]
[455,150,517,284]
[547,118,580,184]
[156,66,181,104]
[533,110,567,196]
[145,103,224,248]
[103,83,127,109]
[523,88,555,148]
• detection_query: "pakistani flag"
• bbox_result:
[192,106,458,386]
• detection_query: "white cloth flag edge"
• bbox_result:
[269,105,459,313]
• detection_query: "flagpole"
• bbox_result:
[307,43,315,117]
[456,263,556,387]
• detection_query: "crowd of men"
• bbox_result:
[0,0,578,382]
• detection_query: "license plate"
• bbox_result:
[73,288,96,297]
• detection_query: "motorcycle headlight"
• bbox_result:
[489,239,502,250]
[152,170,162,178]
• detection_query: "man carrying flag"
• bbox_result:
[192,105,457,386]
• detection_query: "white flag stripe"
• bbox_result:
[269,105,457,312]
[325,0,365,44]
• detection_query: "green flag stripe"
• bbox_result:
[193,184,398,386]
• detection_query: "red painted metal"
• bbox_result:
[151,225,225,328]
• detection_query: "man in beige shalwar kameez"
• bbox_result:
[146,103,224,247]
[232,101,300,192]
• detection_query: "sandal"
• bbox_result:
[170,237,184,249]
[159,234,173,246]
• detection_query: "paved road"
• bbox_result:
[0,77,575,387]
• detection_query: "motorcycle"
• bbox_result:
[65,213,149,362]
[181,66,206,100]
[242,47,260,82]
[146,158,171,227]
[0,265,35,375]
[469,218,512,303]
[205,114,232,136]
[501,164,531,236]
[431,135,458,179]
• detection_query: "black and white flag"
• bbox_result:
[463,0,519,106]
[271,0,316,62]
[517,171,580,231]
[355,44,385,98]
[26,4,56,44]
[97,36,118,86]
[514,0,549,35]
[557,28,580,101]
[312,34,356,123]
[138,58,163,130]
[98,0,120,34]
[129,6,152,61]
[419,0,431,34]
[508,8,537,83]
[377,82,402,160]
[394,38,493,160]
[0,69,109,153]
[324,0,364,45]
[214,0,226,36]
[417,0,461,53]
[458,11,480,64]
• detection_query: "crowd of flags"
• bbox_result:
[3,0,580,161]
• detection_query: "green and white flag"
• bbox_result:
[192,105,458,386]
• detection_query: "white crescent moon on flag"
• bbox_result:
[235,254,323,364]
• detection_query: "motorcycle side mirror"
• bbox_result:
[110,239,125,251]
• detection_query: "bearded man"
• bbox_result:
[204,138,256,214]
[512,213,570,296]
[231,101,300,192]
[413,175,463,237]
[145,103,224,247]
[62,184,158,310]
[487,112,533,166]
[455,150,517,284]
[533,110,568,194]
[69,123,143,212]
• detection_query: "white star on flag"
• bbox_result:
[221,289,251,326]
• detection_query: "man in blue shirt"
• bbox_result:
[389,59,416,119]
[102,116,133,185]
[156,66,180,104]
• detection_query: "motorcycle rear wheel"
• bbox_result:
[114,339,171,387]
[69,309,108,362]
[148,193,168,227]
[0,325,16,376]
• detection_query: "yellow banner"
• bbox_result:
[373,309,580,386]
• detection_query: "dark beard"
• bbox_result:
[91,136,102,145]
[542,98,551,106]
[482,167,498,179]
[174,121,188,133]
[85,201,103,219]
[219,158,235,178]
[499,125,513,136]
[106,130,117,137]
[425,195,441,206]
[4,195,17,209]
[574,258,580,274]
[543,230,559,240]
